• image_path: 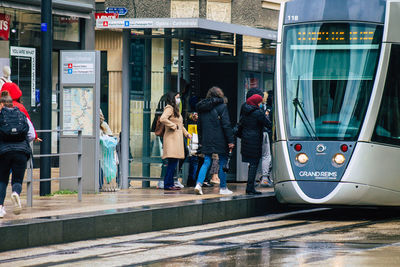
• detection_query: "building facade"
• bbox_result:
[0,0,95,154]
[94,0,281,183]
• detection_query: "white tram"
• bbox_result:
[273,0,400,205]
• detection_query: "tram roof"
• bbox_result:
[96,18,277,42]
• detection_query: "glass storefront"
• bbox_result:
[0,7,81,156]
[126,30,276,182]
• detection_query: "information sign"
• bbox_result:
[105,7,127,16]
[10,46,36,106]
[61,51,96,84]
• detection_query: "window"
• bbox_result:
[130,39,145,97]
[372,44,400,146]
[283,23,383,140]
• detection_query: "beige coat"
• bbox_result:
[160,105,189,159]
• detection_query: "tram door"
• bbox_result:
[192,58,238,180]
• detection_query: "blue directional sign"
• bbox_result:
[105,7,128,16]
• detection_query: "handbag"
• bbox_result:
[154,116,165,137]
[222,150,233,172]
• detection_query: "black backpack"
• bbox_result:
[0,107,29,142]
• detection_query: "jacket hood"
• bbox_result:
[1,82,22,101]
[242,103,259,115]
[196,97,224,112]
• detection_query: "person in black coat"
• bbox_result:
[0,92,35,218]
[194,86,235,195]
[241,94,272,194]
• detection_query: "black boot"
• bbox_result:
[246,162,262,195]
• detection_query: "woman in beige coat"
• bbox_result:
[160,91,191,190]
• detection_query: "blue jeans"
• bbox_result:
[187,156,198,186]
[164,158,178,188]
[196,154,227,188]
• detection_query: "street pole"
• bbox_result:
[40,0,52,195]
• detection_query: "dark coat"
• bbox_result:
[0,107,32,156]
[240,104,271,160]
[0,139,31,156]
[197,97,234,155]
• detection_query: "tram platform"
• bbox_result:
[0,182,278,252]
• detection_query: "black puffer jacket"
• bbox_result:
[241,104,271,160]
[197,97,234,155]
[0,108,32,156]
[0,139,31,156]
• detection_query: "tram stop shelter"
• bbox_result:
[95,18,277,189]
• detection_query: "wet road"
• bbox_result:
[1,208,400,266]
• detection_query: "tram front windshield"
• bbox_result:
[283,23,383,140]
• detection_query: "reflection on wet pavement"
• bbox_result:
[2,208,400,266]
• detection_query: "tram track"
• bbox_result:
[1,207,400,266]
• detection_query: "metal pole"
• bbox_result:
[40,0,52,195]
[121,29,130,189]
[177,40,181,92]
[142,28,152,188]
[163,29,171,94]
[77,130,82,201]
[27,157,33,207]
[183,39,190,84]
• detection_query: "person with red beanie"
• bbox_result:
[240,93,271,194]
[1,82,38,139]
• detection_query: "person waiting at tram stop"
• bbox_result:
[194,86,235,195]
[1,82,39,141]
[0,91,36,218]
[257,91,273,187]
[240,94,272,195]
[160,91,192,191]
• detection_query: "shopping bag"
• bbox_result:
[100,135,118,183]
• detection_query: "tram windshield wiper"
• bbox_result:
[293,76,318,140]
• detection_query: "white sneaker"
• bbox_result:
[219,188,233,195]
[174,180,185,189]
[11,192,22,215]
[194,183,203,195]
[0,206,6,218]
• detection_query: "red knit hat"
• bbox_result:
[1,82,22,101]
[246,94,263,106]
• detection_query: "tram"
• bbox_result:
[273,0,400,206]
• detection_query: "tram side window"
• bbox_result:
[372,45,400,146]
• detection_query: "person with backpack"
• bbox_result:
[240,94,272,195]
[194,86,235,195]
[0,91,35,218]
[1,82,38,140]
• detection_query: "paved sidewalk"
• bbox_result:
[0,183,273,222]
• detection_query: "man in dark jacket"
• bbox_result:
[241,94,271,194]
[194,86,235,195]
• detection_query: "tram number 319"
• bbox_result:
[287,15,299,21]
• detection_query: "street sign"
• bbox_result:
[105,7,127,16]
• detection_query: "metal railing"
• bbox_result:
[26,129,82,207]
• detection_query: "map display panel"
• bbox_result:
[63,87,94,136]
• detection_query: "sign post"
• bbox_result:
[40,0,52,196]
[59,51,100,193]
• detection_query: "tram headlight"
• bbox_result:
[296,153,309,164]
[333,153,346,165]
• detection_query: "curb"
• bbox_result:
[0,193,283,252]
